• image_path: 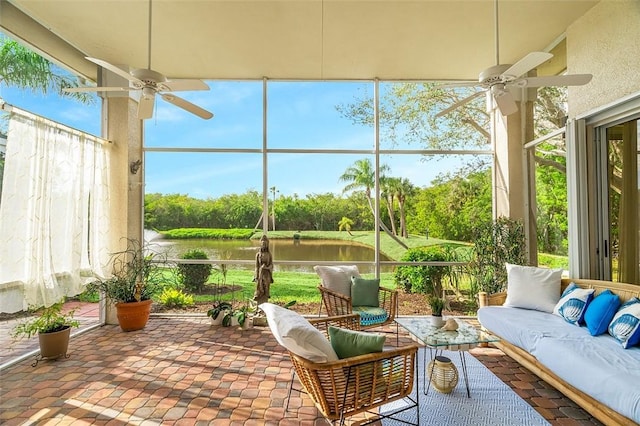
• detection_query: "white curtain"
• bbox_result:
[0,110,110,312]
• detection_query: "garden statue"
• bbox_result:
[253,234,274,306]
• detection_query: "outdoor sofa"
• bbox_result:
[478,270,640,426]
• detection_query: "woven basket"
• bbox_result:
[428,355,459,393]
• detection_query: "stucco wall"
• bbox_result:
[567,0,640,117]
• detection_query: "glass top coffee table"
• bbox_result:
[395,316,499,397]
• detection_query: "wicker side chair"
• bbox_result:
[286,314,420,425]
[318,285,399,331]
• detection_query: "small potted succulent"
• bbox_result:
[12,300,80,364]
[207,301,233,326]
[429,296,445,327]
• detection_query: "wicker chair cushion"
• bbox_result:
[352,306,389,326]
[260,303,339,362]
[351,276,380,307]
[328,326,385,358]
[314,265,361,297]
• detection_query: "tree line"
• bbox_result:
[144,166,494,244]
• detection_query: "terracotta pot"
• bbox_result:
[38,326,71,360]
[116,299,153,332]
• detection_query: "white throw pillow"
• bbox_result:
[314,265,361,297]
[259,303,338,362]
[503,263,563,313]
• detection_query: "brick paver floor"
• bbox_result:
[0,313,603,425]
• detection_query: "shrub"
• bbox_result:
[394,246,453,297]
[158,288,194,309]
[161,228,254,239]
[467,216,527,298]
[178,249,213,292]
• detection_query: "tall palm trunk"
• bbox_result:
[385,193,397,235]
[365,196,408,249]
[398,197,408,238]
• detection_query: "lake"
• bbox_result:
[147,235,393,273]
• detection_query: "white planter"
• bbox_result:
[210,314,224,326]
[430,315,445,328]
[240,317,253,330]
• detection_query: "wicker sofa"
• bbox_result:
[478,278,640,426]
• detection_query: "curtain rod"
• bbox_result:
[0,99,111,145]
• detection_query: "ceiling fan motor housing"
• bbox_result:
[478,64,512,86]
[131,68,168,91]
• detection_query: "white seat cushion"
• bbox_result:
[259,302,338,362]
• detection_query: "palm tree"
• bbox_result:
[339,159,408,249]
[338,216,354,236]
[381,176,403,236]
[395,178,416,238]
[0,37,92,103]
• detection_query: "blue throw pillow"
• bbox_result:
[608,297,640,349]
[583,290,621,336]
[552,283,594,325]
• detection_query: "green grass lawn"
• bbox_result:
[80,228,569,309]
[189,268,399,307]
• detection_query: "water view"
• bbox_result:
[148,234,392,273]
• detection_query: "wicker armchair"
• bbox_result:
[286,314,419,425]
[318,285,398,329]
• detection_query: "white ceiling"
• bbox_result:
[2,0,599,82]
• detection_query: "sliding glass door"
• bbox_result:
[595,118,640,283]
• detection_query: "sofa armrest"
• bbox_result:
[478,291,507,307]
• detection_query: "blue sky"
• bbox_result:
[1,73,478,200]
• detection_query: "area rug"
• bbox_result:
[380,349,551,426]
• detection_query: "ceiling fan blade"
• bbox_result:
[438,81,481,89]
[435,91,484,118]
[161,79,209,92]
[63,86,132,93]
[514,74,593,88]
[85,57,142,84]
[493,89,519,116]
[501,52,554,80]
[160,94,213,119]
[138,94,155,120]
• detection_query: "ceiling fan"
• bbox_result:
[64,0,213,120]
[436,0,592,118]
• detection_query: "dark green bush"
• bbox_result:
[467,216,527,298]
[394,246,453,297]
[178,249,213,293]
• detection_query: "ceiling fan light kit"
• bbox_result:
[63,0,213,121]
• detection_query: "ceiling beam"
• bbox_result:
[0,0,96,81]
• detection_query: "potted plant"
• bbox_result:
[429,296,445,327]
[89,238,167,332]
[207,301,233,325]
[12,300,80,365]
[222,300,256,329]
